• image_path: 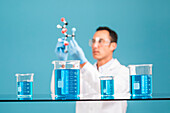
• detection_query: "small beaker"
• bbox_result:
[15,73,34,99]
[100,76,114,99]
[52,60,80,100]
[128,64,153,97]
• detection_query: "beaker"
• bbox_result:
[128,64,153,97]
[100,76,114,99]
[15,73,34,99]
[52,60,80,100]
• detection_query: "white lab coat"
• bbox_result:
[76,58,130,113]
[51,58,130,113]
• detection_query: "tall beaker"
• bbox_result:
[100,76,114,99]
[52,60,80,100]
[128,64,152,97]
[15,73,34,99]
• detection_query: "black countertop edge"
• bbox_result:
[0,98,170,102]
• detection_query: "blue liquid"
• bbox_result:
[130,75,152,96]
[18,97,32,100]
[131,95,152,99]
[17,81,33,98]
[101,96,114,99]
[100,79,114,99]
[55,69,80,100]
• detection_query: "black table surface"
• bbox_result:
[0,93,170,102]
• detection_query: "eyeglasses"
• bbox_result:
[89,37,111,47]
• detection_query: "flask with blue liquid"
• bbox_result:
[100,76,114,99]
[15,73,34,100]
[52,60,80,100]
[128,64,153,98]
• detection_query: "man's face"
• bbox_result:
[92,30,114,60]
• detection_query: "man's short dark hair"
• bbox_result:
[96,26,118,43]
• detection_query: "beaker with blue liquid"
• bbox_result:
[15,73,34,100]
[100,76,114,99]
[128,64,153,98]
[52,60,80,100]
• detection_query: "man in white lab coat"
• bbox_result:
[51,26,129,113]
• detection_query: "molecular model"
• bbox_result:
[56,17,76,53]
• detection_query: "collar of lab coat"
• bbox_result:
[93,58,121,73]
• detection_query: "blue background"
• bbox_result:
[0,0,170,113]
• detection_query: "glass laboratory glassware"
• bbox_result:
[100,76,114,99]
[128,64,153,98]
[15,73,34,100]
[52,60,80,100]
